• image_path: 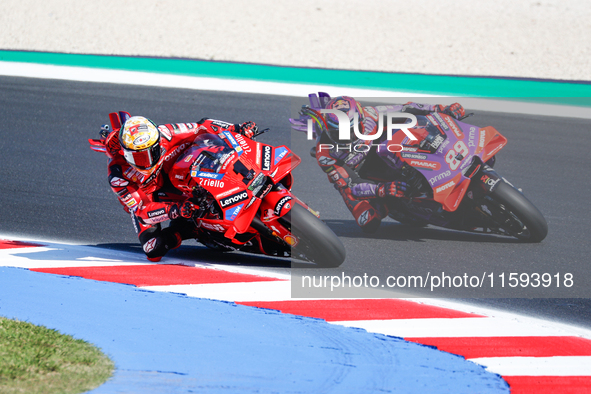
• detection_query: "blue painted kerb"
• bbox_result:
[0,267,509,393]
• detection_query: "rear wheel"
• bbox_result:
[483,181,548,242]
[280,203,346,268]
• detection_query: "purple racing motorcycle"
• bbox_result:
[301,107,548,242]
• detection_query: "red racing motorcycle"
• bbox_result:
[90,119,346,268]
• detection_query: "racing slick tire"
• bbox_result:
[281,203,346,268]
[488,181,548,243]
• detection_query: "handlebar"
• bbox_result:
[252,127,270,139]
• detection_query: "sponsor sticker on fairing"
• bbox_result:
[216,186,241,199]
[191,171,225,180]
[435,180,456,193]
[444,117,463,139]
[220,152,236,171]
[219,191,248,208]
[273,147,288,165]
[429,170,452,186]
[436,139,451,154]
[468,127,478,148]
[164,143,187,162]
[234,133,252,153]
[430,134,445,150]
[433,113,449,131]
[211,120,233,128]
[401,152,428,160]
[248,173,266,192]
[479,129,486,149]
[200,222,226,232]
[199,178,225,188]
[274,196,292,216]
[225,203,244,221]
[426,115,439,126]
[256,144,262,166]
[262,145,272,171]
[221,131,243,155]
[409,160,441,170]
[283,235,298,246]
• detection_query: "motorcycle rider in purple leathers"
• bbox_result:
[290,94,465,233]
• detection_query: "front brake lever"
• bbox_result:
[252,128,270,140]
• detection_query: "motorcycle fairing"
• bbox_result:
[388,114,507,212]
[170,131,302,242]
[479,126,507,163]
[108,111,131,132]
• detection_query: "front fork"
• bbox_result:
[252,184,299,255]
[472,165,503,197]
[461,162,520,230]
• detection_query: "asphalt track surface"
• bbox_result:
[1,75,591,328]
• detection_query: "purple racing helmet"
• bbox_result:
[324,96,365,144]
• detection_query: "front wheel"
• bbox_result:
[485,181,548,242]
[280,203,346,268]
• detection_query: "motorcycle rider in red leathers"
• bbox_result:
[292,95,465,233]
[103,114,258,261]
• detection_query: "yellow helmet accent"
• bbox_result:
[119,116,162,172]
[120,116,160,151]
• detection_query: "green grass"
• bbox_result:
[0,317,114,394]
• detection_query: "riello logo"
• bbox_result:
[307,110,418,142]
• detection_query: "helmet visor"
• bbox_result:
[123,142,161,170]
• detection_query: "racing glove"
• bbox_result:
[238,121,258,138]
[377,181,408,198]
[436,103,465,120]
[168,201,197,220]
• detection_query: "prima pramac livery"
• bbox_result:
[294,94,547,242]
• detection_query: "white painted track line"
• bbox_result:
[332,317,583,338]
[471,356,591,376]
